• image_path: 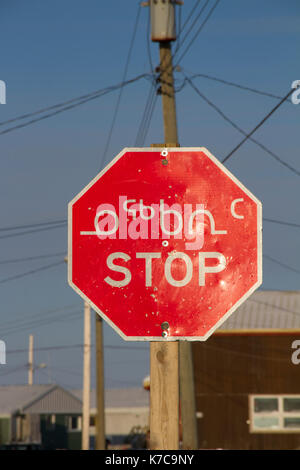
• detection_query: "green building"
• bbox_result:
[0,384,150,450]
[0,384,82,450]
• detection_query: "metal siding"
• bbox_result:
[0,418,11,445]
[0,385,53,415]
[24,388,82,414]
[193,334,300,450]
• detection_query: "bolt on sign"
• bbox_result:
[68,148,262,341]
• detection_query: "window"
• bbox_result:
[249,395,300,433]
[68,416,81,431]
[44,414,56,431]
[90,416,96,427]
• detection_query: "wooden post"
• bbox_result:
[95,313,106,450]
[159,42,179,146]
[150,4,180,450]
[179,342,198,449]
[150,341,179,449]
[149,1,197,451]
[82,301,91,450]
[28,334,34,385]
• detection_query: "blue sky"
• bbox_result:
[0,0,299,389]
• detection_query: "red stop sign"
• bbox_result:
[68,148,262,341]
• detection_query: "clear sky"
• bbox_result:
[0,0,299,390]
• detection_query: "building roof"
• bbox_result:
[0,384,82,415]
[0,385,149,416]
[219,290,300,331]
[71,387,149,410]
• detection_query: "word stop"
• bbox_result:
[104,251,226,288]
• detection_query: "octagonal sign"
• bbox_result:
[68,147,262,341]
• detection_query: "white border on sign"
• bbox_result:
[68,147,262,342]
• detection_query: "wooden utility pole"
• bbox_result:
[28,334,34,385]
[149,0,198,450]
[65,256,94,449]
[95,313,105,450]
[159,42,178,145]
[149,0,179,451]
[179,342,198,449]
[82,301,91,450]
[150,342,179,449]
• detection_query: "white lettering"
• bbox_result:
[136,252,161,286]
[104,252,131,287]
[139,199,155,220]
[199,252,226,286]
[160,200,183,236]
[103,251,227,287]
[165,252,193,287]
[231,198,244,219]
[94,207,118,236]
[123,199,137,219]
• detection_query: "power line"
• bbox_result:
[0,260,64,285]
[222,87,295,164]
[0,218,66,232]
[184,72,290,101]
[263,217,300,228]
[0,251,66,265]
[0,303,79,329]
[0,90,113,136]
[263,254,300,275]
[141,91,158,145]
[174,0,183,54]
[175,72,290,103]
[7,344,85,355]
[7,343,148,355]
[0,76,147,129]
[0,74,150,137]
[146,5,154,74]
[177,0,202,41]
[0,88,116,129]
[48,365,91,378]
[1,310,81,336]
[135,84,153,145]
[100,4,142,168]
[142,7,159,145]
[184,74,300,176]
[104,344,148,351]
[173,0,209,61]
[0,222,67,240]
[2,311,82,337]
[174,0,221,67]
[135,79,158,146]
[0,364,28,377]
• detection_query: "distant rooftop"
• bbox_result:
[0,384,148,416]
[0,384,82,415]
[71,387,149,410]
[219,290,300,330]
